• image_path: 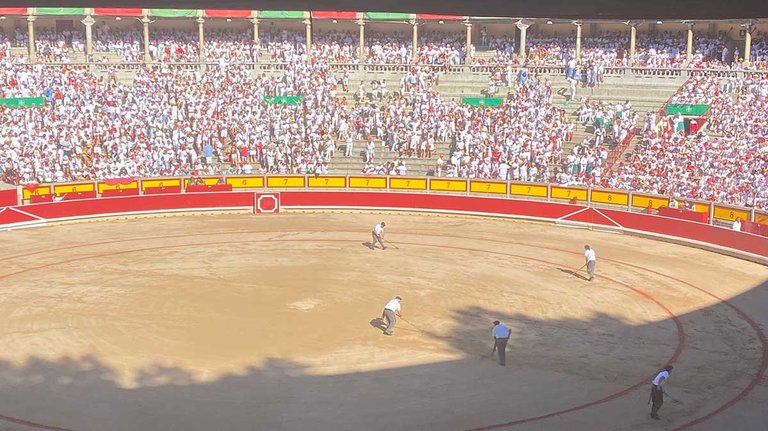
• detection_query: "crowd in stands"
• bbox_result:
[606,74,768,208]
[0,23,763,71]
[0,62,352,183]
[93,27,144,62]
[357,69,567,181]
[1,22,768,208]
[552,99,636,185]
[313,30,358,63]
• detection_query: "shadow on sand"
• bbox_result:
[0,280,764,431]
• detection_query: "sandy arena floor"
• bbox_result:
[0,211,765,431]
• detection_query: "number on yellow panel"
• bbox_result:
[566,190,571,196]
[283,179,289,185]
[648,199,653,207]
[607,194,612,201]
[159,182,164,187]
[729,211,734,218]
[406,180,411,187]
[324,178,329,185]
[527,186,531,193]
[242,179,247,185]
[486,184,491,190]
[365,179,370,186]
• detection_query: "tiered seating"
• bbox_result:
[607,74,768,208]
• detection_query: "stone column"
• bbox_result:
[574,21,582,64]
[744,24,752,66]
[357,19,365,62]
[251,17,260,44]
[197,17,205,63]
[82,15,95,61]
[142,16,150,63]
[465,21,473,64]
[516,21,530,59]
[411,20,418,64]
[629,24,637,65]
[27,15,35,63]
[686,23,694,64]
[303,18,312,60]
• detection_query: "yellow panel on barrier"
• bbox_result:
[713,205,750,222]
[308,176,346,188]
[349,177,387,189]
[183,177,221,187]
[591,190,629,206]
[755,212,768,225]
[510,183,547,197]
[22,185,52,200]
[470,180,507,194]
[390,178,427,190]
[691,203,710,213]
[227,176,264,189]
[267,176,306,188]
[550,186,587,201]
[142,178,181,190]
[53,182,95,195]
[430,179,467,192]
[98,181,139,193]
[631,194,669,210]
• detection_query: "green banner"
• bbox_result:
[36,7,86,15]
[665,104,709,116]
[461,97,503,107]
[149,9,198,18]
[264,96,303,105]
[364,12,414,20]
[258,10,305,19]
[0,97,44,107]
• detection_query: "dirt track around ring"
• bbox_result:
[0,212,765,431]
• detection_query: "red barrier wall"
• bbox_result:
[601,208,767,258]
[0,189,17,207]
[280,191,580,219]
[0,190,765,261]
[16,192,254,221]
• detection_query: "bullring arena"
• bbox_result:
[0,187,766,431]
[2,3,768,430]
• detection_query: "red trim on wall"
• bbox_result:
[93,8,142,16]
[311,11,357,19]
[0,8,28,15]
[204,9,252,18]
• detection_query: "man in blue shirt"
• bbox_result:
[203,143,213,165]
[491,320,512,366]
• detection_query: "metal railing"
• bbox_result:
[16,60,768,79]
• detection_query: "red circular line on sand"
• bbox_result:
[0,236,685,430]
[428,234,768,431]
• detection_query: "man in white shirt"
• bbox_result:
[650,365,673,419]
[381,296,402,336]
[584,245,597,281]
[732,217,742,232]
[491,320,512,366]
[371,221,386,250]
